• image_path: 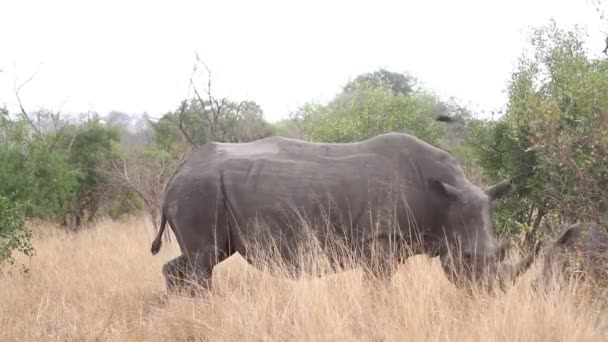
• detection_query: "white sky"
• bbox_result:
[1,0,607,123]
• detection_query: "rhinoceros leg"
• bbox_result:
[164,196,232,295]
[190,245,229,290]
[361,235,402,282]
[162,244,231,296]
[162,255,188,292]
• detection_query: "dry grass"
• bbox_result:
[1,217,607,341]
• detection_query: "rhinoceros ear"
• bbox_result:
[555,224,580,247]
[485,180,512,201]
[428,179,459,200]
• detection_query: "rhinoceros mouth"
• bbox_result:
[438,242,541,289]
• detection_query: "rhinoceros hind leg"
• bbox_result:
[186,243,234,295]
[162,244,232,296]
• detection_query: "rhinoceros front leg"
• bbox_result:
[162,255,188,293]
[361,234,402,283]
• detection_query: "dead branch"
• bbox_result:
[191,53,235,142]
[14,71,41,135]
[13,71,72,151]
[47,122,70,152]
[67,133,79,153]
[175,100,197,147]
[191,79,216,139]
[47,108,70,152]
[107,154,170,238]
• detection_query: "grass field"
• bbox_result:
[1,217,607,341]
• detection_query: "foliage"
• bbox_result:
[343,68,416,96]
[5,24,608,253]
[268,117,303,139]
[440,99,479,147]
[0,108,79,220]
[0,195,34,266]
[0,107,127,228]
[152,98,272,155]
[58,118,121,226]
[106,146,177,227]
[466,21,608,244]
[297,72,448,146]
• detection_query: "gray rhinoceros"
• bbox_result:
[540,222,608,285]
[150,132,534,293]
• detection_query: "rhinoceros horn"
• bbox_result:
[492,241,543,289]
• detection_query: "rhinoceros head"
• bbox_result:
[429,179,522,285]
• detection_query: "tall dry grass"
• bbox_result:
[1,216,607,341]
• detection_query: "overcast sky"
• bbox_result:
[1,0,607,123]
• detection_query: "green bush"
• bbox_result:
[465,21,608,245]
[297,70,447,146]
[0,196,34,265]
[0,108,80,221]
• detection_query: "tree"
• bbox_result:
[269,115,303,139]
[107,147,176,229]
[296,70,448,146]
[0,195,34,266]
[0,107,79,221]
[466,21,608,245]
[343,68,416,96]
[58,117,121,227]
[103,111,151,147]
[150,60,272,153]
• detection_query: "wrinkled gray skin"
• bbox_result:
[540,222,608,284]
[150,132,533,293]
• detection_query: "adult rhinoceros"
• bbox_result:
[150,132,533,293]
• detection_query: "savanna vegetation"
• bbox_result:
[2,218,607,341]
[1,21,608,341]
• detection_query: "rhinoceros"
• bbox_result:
[540,222,608,285]
[150,132,535,293]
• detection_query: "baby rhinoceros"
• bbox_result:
[541,222,608,286]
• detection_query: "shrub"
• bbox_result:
[0,196,34,266]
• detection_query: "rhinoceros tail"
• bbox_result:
[151,212,167,255]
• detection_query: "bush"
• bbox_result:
[297,71,447,146]
[465,21,608,246]
[0,108,80,221]
[0,196,34,265]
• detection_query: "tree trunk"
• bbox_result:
[525,207,546,249]
[87,200,100,223]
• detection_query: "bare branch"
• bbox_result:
[192,53,220,141]
[195,52,213,99]
[191,79,216,139]
[67,132,79,153]
[122,157,128,180]
[50,97,69,130]
[175,100,197,147]
[213,98,228,139]
[47,105,71,152]
[14,71,41,135]
[47,121,70,152]
[144,114,163,122]
[106,151,171,237]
